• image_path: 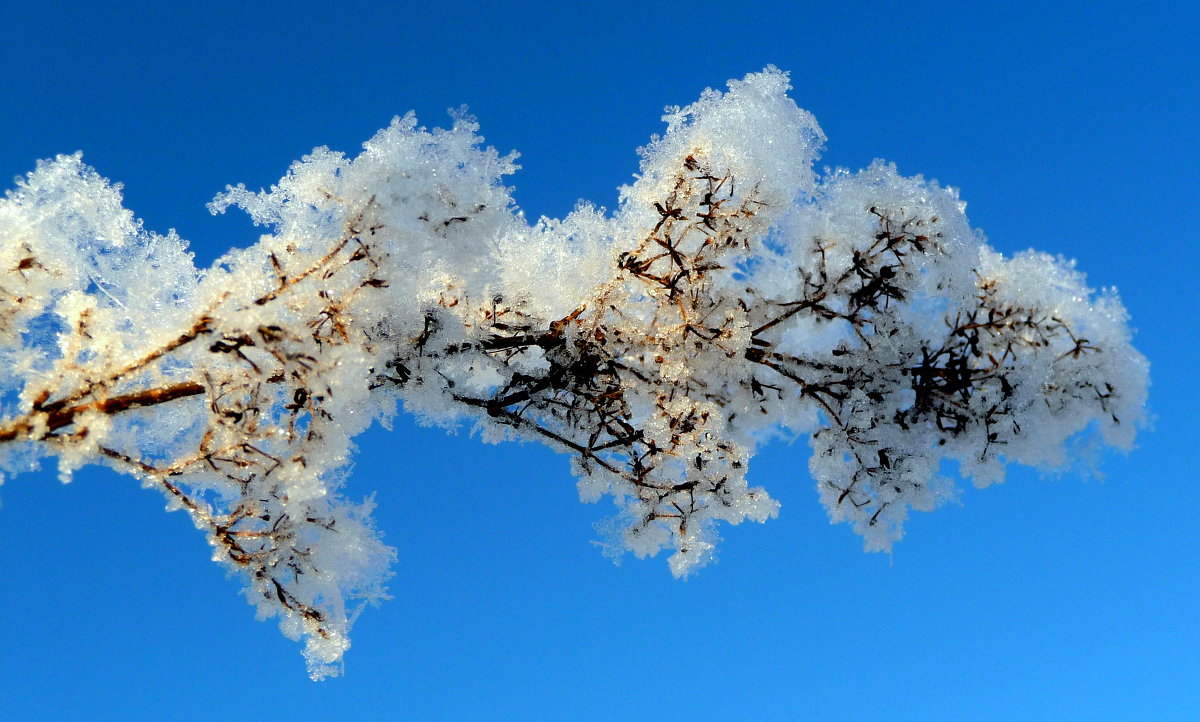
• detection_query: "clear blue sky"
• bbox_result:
[2,1,1197,719]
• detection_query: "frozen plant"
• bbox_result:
[0,68,1148,679]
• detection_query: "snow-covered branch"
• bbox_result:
[0,68,1147,678]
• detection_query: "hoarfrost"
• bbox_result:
[0,68,1147,678]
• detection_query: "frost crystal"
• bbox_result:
[0,68,1147,678]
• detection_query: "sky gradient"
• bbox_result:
[2,1,1197,719]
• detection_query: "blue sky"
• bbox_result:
[1,1,1197,719]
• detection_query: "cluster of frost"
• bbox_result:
[0,67,1147,678]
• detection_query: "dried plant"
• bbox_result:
[0,69,1147,678]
